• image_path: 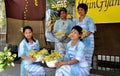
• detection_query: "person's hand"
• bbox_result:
[29,56,36,62]
[62,35,67,40]
[55,61,64,67]
[58,35,67,42]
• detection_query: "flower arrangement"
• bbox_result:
[81,29,87,39]
[54,31,65,36]
[30,49,63,67]
[54,31,67,41]
[44,51,63,62]
[29,48,49,62]
[44,51,63,68]
[20,27,23,33]
[47,14,57,32]
[0,47,17,71]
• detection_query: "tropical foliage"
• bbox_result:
[0,47,16,70]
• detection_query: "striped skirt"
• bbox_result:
[24,62,46,76]
[55,65,89,76]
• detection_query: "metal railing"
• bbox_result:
[92,55,120,72]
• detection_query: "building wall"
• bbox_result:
[94,23,120,56]
[7,18,54,49]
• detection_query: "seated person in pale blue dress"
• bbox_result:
[18,26,46,76]
[55,26,90,76]
[53,7,73,56]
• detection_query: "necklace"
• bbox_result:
[62,21,65,25]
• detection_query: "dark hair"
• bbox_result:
[23,26,33,33]
[23,26,35,42]
[72,26,82,35]
[58,7,67,17]
[77,3,88,14]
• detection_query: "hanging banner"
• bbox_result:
[76,0,120,23]
[45,0,75,42]
[5,0,46,20]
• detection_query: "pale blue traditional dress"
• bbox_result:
[55,40,90,76]
[18,38,46,76]
[53,19,73,56]
[74,16,96,67]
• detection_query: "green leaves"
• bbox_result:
[0,47,17,70]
